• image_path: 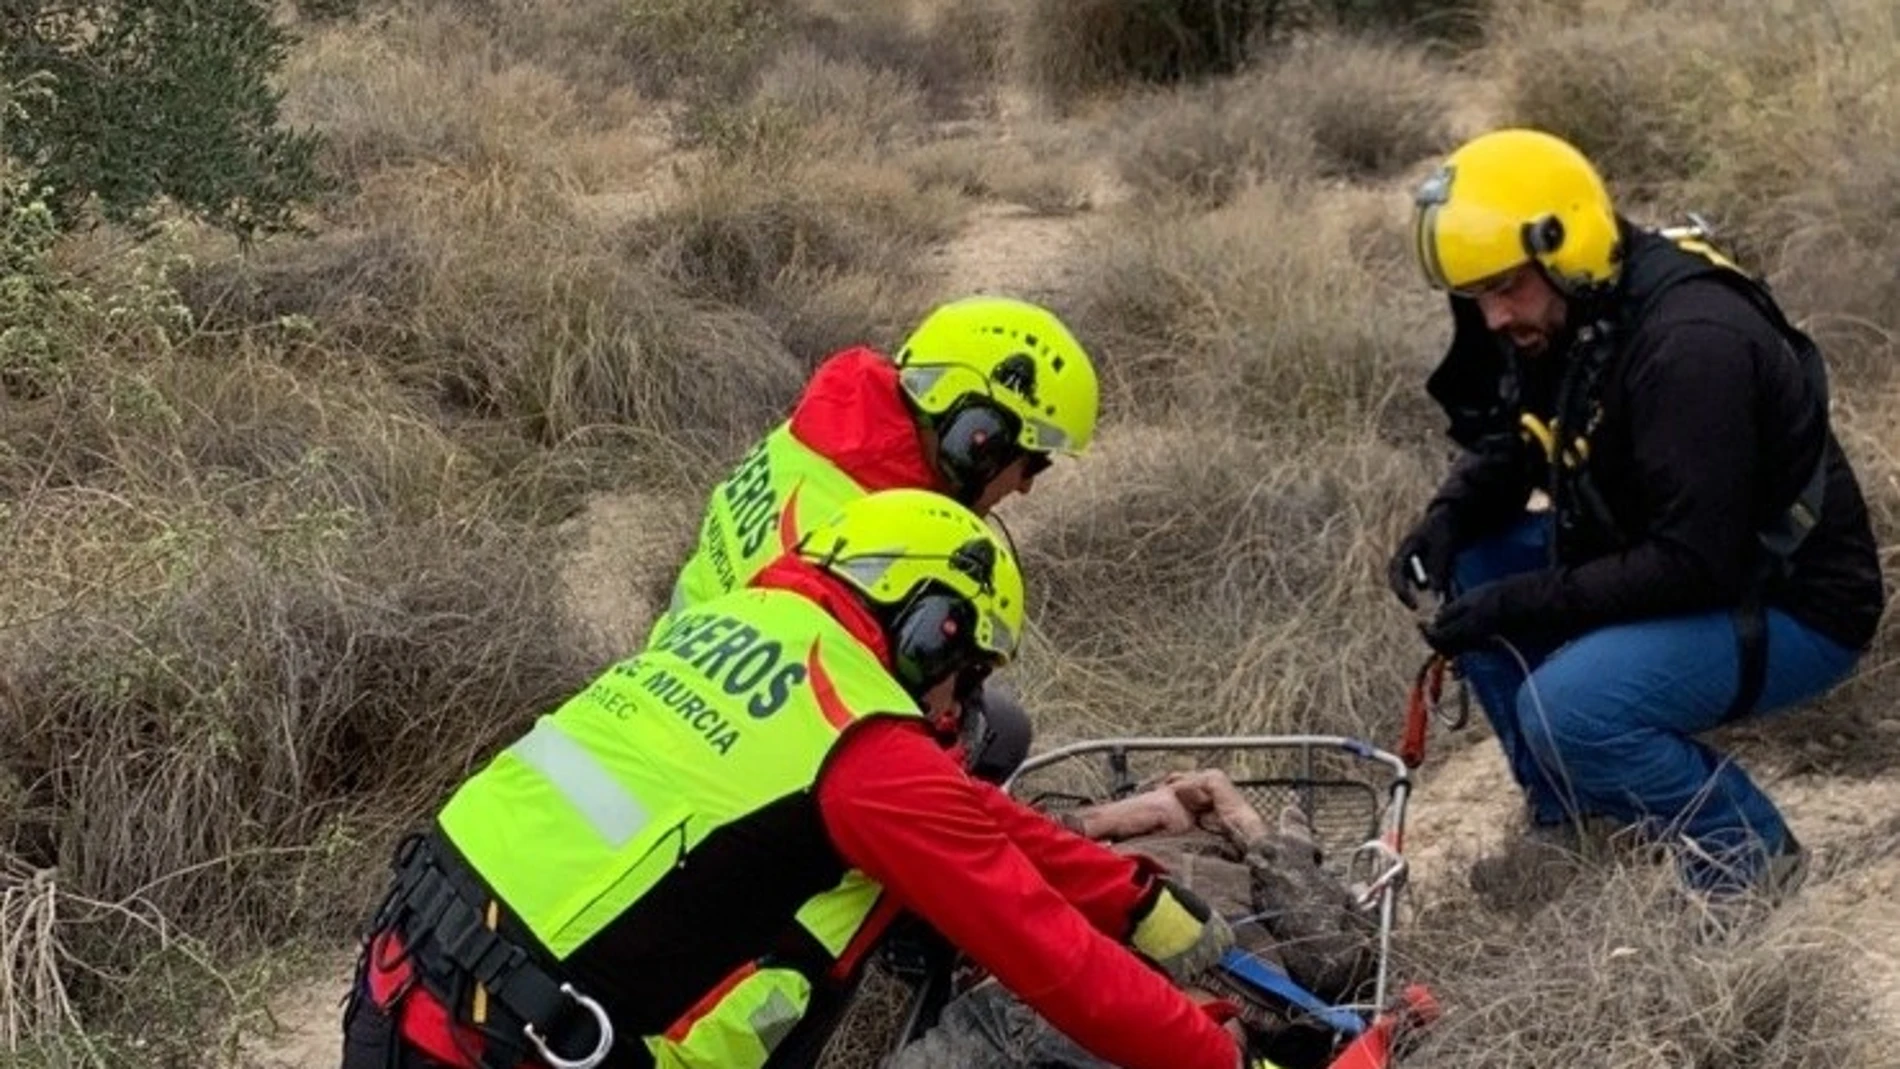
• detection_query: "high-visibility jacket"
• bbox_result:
[668,347,946,613]
[438,585,922,1068]
[669,423,867,611]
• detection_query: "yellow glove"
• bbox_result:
[1130,877,1234,983]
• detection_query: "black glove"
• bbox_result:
[1387,507,1460,610]
[1419,586,1507,657]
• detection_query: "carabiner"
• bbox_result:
[523,984,615,1069]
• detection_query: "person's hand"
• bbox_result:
[1387,507,1460,610]
[1067,787,1197,841]
[1130,878,1234,984]
[1124,788,1198,837]
[1163,770,1271,844]
[1419,586,1506,657]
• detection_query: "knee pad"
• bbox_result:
[966,679,1033,785]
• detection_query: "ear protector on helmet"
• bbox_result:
[935,400,1048,505]
[887,590,994,697]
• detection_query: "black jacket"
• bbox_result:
[1421,223,1885,652]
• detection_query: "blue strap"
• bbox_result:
[1216,948,1367,1037]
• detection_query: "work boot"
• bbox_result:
[1467,820,1589,912]
[1687,833,1809,945]
[1761,833,1810,902]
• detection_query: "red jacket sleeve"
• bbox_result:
[968,779,1158,938]
[818,718,1241,1069]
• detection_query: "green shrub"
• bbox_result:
[0,1,328,238]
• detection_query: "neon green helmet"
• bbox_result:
[796,487,1025,698]
[893,295,1099,505]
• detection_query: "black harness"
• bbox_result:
[351,831,620,1069]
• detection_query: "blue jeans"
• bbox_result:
[1453,515,1860,891]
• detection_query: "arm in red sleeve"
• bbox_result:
[967,779,1158,939]
[818,718,1241,1069]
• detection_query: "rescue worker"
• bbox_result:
[1388,127,1885,903]
[891,771,1384,1069]
[665,293,1099,784]
[340,488,1259,1069]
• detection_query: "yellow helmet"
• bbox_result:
[796,487,1026,697]
[1412,128,1622,297]
[893,295,1099,501]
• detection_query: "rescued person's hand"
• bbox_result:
[1163,770,1271,844]
[1063,786,1197,841]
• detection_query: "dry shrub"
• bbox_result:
[1114,77,1318,206]
[1401,861,1875,1066]
[1114,34,1453,204]
[1268,35,1457,181]
[768,270,940,370]
[0,509,590,943]
[1312,0,1489,44]
[751,45,929,151]
[279,9,602,185]
[638,155,966,362]
[173,225,430,363]
[1071,179,1445,429]
[1490,9,1729,197]
[788,0,1008,118]
[1012,0,1275,112]
[1489,2,1836,197]
[1005,426,1436,744]
[681,44,932,170]
[1686,8,1900,382]
[183,171,805,459]
[0,346,601,1056]
[615,0,782,101]
[0,849,293,1066]
[0,347,482,529]
[438,0,667,95]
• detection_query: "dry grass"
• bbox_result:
[1488,7,1742,198]
[1112,34,1454,205]
[1069,178,1444,429]
[635,154,965,362]
[183,174,806,464]
[0,342,600,1059]
[901,136,1098,216]
[788,0,1011,118]
[0,351,599,936]
[1272,36,1458,181]
[1011,0,1272,112]
[1398,859,1875,1067]
[1113,77,1319,207]
[1004,427,1437,745]
[280,9,627,187]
